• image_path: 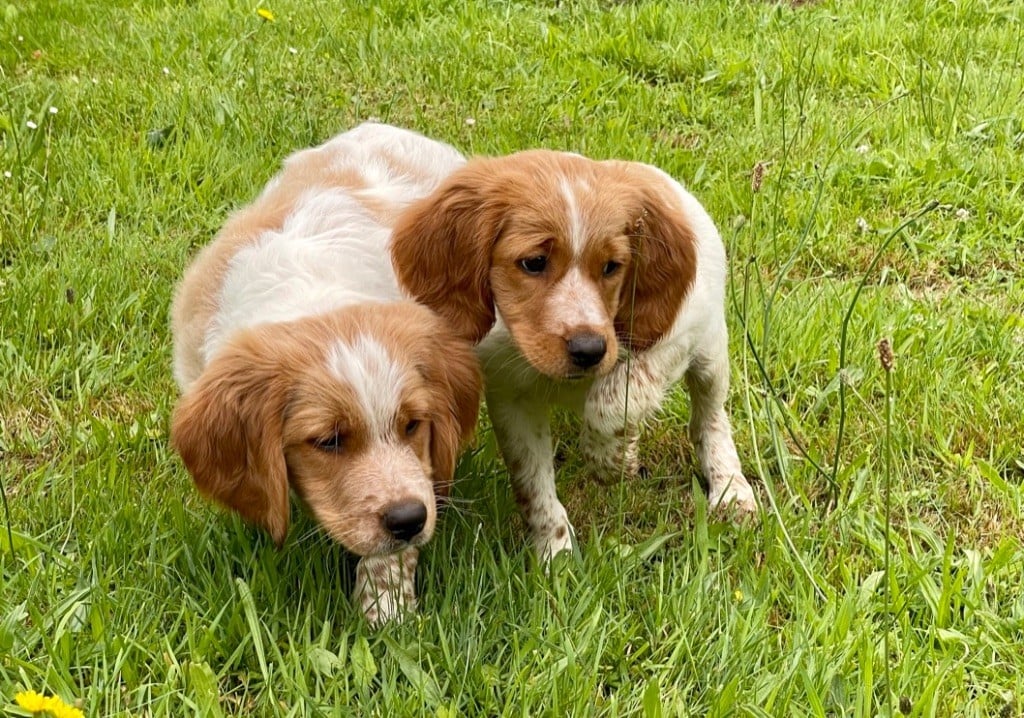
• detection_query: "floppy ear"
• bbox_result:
[170,337,292,545]
[417,329,482,497]
[390,161,505,344]
[615,173,699,352]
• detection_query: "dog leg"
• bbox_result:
[685,350,757,514]
[354,548,418,625]
[582,356,664,481]
[488,393,574,561]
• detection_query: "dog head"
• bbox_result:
[170,303,481,555]
[390,151,697,379]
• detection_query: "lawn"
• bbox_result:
[2,0,1023,715]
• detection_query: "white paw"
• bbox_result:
[532,521,576,562]
[359,586,416,626]
[708,475,758,516]
[354,553,417,626]
[580,426,640,482]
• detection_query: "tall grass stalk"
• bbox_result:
[0,461,12,560]
[832,200,939,501]
[879,337,896,716]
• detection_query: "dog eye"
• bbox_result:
[404,419,421,436]
[518,256,548,275]
[311,433,345,452]
[602,260,621,277]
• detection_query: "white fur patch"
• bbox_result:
[547,267,607,330]
[559,177,586,256]
[198,123,467,367]
[327,335,405,437]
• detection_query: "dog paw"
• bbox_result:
[354,552,418,626]
[360,588,416,626]
[708,475,758,517]
[532,522,576,562]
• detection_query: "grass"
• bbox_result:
[2,0,1023,714]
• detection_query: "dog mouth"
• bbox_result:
[563,370,597,382]
[563,356,619,381]
[323,520,432,558]
[374,530,431,556]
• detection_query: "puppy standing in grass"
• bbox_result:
[391,150,757,560]
[170,123,481,623]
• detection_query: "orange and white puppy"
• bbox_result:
[170,123,480,623]
[391,151,756,560]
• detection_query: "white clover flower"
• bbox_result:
[26,120,38,130]
[288,47,297,54]
[3,171,11,179]
[955,207,970,222]
[49,106,58,115]
[465,117,476,126]
[856,144,870,154]
[856,217,870,233]
[162,67,170,75]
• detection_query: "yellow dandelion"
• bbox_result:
[733,589,744,602]
[47,698,85,718]
[256,7,275,21]
[13,690,84,718]
[15,691,50,712]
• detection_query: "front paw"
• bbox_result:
[532,521,576,562]
[359,587,416,626]
[354,553,418,626]
[580,428,640,483]
[708,475,758,516]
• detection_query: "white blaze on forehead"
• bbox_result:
[548,267,607,329]
[327,334,405,437]
[559,176,588,256]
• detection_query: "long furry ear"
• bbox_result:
[615,172,698,352]
[417,327,483,497]
[390,161,505,344]
[170,337,292,545]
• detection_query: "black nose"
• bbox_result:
[567,333,607,370]
[382,500,428,542]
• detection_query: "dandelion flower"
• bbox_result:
[733,589,744,602]
[48,700,85,718]
[15,691,50,712]
[14,690,83,718]
[26,120,38,130]
[257,7,275,21]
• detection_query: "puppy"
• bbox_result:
[170,123,480,622]
[390,150,756,559]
